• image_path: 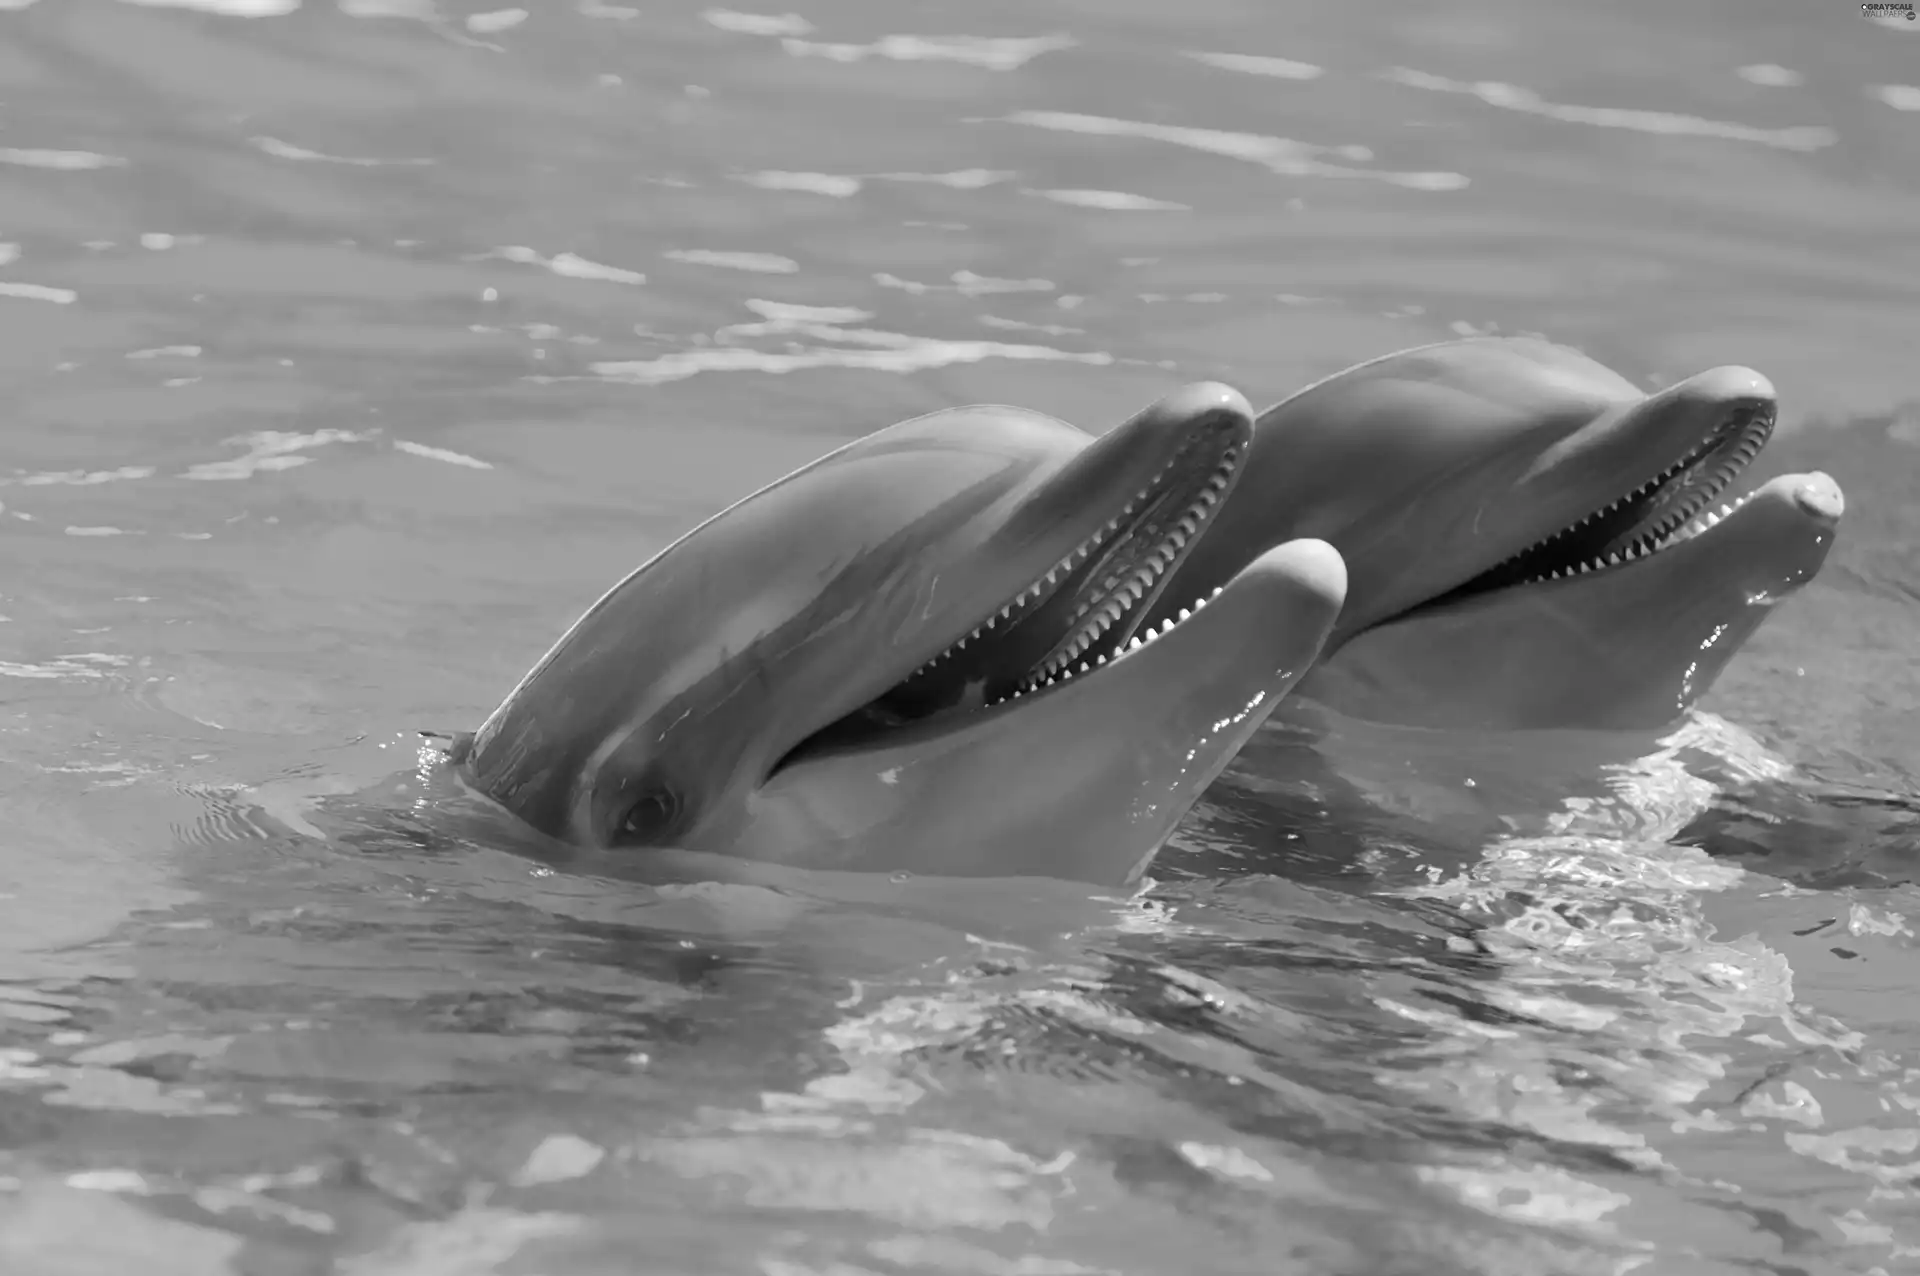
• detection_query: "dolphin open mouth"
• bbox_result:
[771,420,1248,769]
[1423,395,1776,608]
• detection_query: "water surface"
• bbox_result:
[2,2,1918,1272]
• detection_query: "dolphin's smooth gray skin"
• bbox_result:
[1143,337,1845,731]
[455,383,1348,885]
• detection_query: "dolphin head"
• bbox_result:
[1144,337,1844,731]
[458,383,1347,884]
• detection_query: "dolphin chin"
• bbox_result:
[1145,337,1848,731]
[458,381,1343,885]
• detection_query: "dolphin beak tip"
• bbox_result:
[1792,471,1845,526]
[1689,365,1776,404]
[1263,537,1349,613]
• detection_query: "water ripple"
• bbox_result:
[999,110,1470,191]
[1383,67,1839,152]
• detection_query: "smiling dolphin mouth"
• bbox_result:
[773,420,1247,768]
[1426,396,1777,606]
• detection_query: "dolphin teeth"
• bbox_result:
[1177,607,1191,622]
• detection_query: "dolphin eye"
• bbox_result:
[616,786,682,844]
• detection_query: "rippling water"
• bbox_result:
[2,2,1918,1273]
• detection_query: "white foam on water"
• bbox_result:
[1383,66,1838,151]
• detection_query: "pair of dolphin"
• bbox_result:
[451,337,1843,886]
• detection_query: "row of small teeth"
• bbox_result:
[1526,490,1757,583]
[1500,410,1769,583]
[990,584,1226,705]
[904,444,1238,680]
[1025,458,1236,684]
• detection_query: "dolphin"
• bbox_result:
[452,383,1347,886]
[1143,338,1845,731]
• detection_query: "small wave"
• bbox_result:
[736,170,861,197]
[590,298,1109,386]
[1737,63,1803,88]
[392,440,492,470]
[702,9,812,37]
[464,7,525,34]
[875,169,1013,189]
[1383,66,1837,152]
[780,33,1073,71]
[999,110,1469,191]
[1029,188,1190,211]
[664,249,800,274]
[1,467,154,489]
[0,282,77,304]
[1187,51,1324,80]
[182,429,373,481]
[114,0,297,13]
[1875,85,1920,111]
[875,270,1053,297]
[250,136,434,167]
[484,245,646,286]
[0,148,127,170]
[0,654,127,680]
